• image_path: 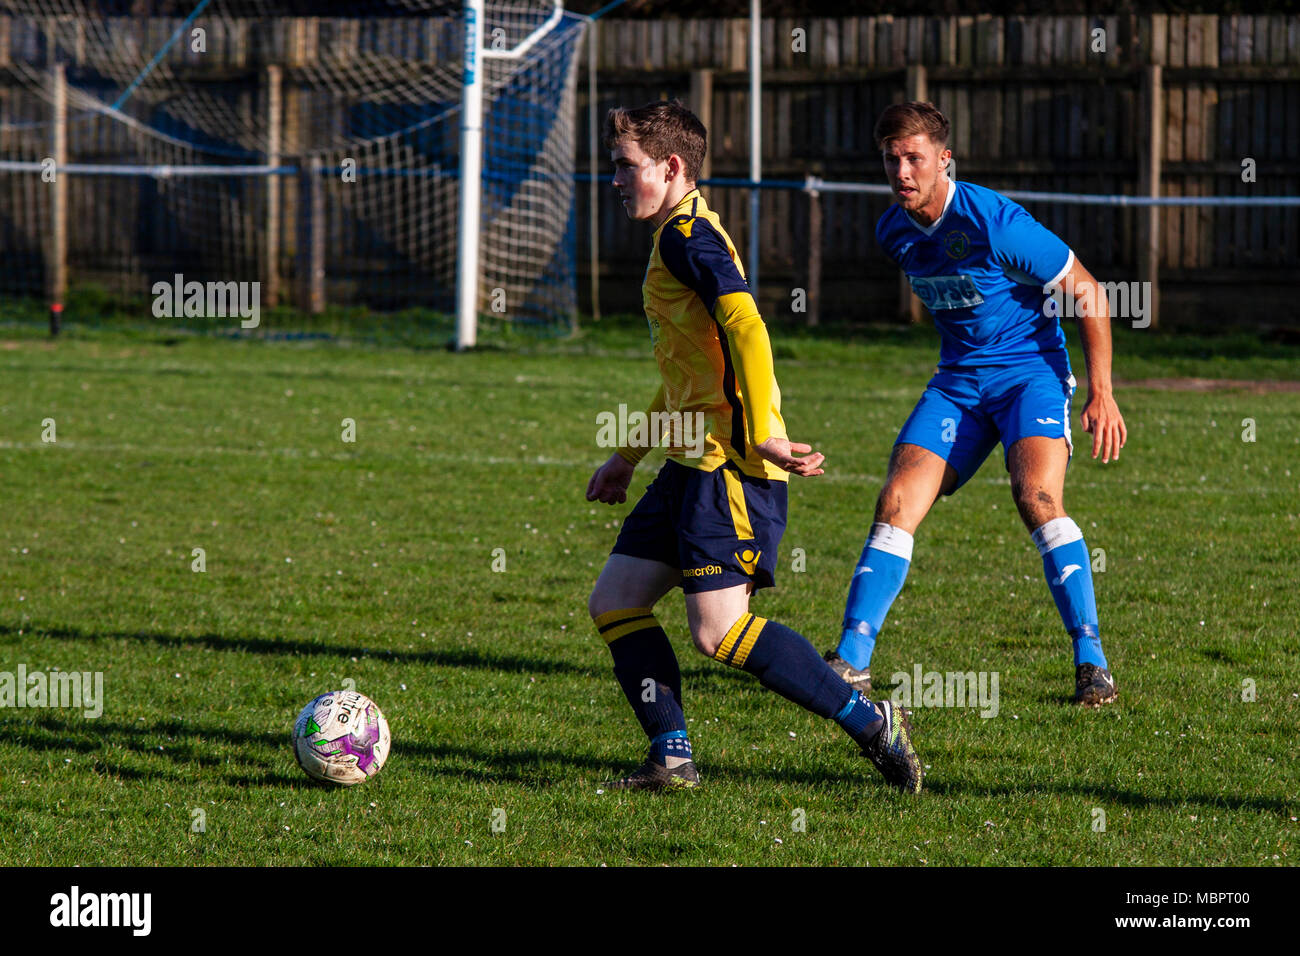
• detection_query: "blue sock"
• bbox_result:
[1033,517,1107,668]
[836,522,913,670]
[833,690,883,741]
[649,730,692,764]
[713,613,852,719]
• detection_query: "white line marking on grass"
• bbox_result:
[2,442,1295,495]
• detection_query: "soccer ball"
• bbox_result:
[292,690,391,786]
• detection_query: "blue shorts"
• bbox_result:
[895,356,1076,491]
[611,459,788,593]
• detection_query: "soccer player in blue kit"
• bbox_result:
[824,102,1128,706]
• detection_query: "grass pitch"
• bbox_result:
[0,318,1296,866]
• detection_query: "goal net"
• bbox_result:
[0,0,586,338]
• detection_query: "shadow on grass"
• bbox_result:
[3,621,749,685]
[920,776,1292,816]
[5,709,851,790]
[6,710,1289,815]
[1,712,299,787]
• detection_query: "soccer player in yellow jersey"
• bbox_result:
[585,100,922,793]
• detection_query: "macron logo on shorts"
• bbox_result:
[684,564,723,578]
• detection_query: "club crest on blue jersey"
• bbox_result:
[876,180,1074,368]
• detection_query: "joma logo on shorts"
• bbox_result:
[909,274,984,310]
[683,564,723,577]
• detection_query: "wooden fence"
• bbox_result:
[579,14,1300,327]
[2,13,1298,328]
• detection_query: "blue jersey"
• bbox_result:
[876,179,1075,370]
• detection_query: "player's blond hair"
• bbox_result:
[874,101,950,151]
[603,99,707,183]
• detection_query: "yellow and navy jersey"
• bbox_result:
[637,189,787,481]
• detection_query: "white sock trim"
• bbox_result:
[1031,516,1083,556]
[867,522,914,562]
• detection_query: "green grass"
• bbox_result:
[0,318,1296,866]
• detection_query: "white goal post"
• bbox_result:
[456,0,570,350]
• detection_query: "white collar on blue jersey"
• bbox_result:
[905,176,956,236]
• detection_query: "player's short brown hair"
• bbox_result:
[874,101,950,151]
[603,99,707,183]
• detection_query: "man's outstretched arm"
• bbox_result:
[1056,257,1128,464]
[715,291,824,477]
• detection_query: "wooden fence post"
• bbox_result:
[899,62,927,324]
[1138,63,1162,329]
[264,64,282,307]
[807,179,821,327]
[296,157,325,314]
[690,68,713,182]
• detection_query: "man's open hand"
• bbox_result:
[755,436,825,477]
[1079,390,1127,463]
[586,452,636,504]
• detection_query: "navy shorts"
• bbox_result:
[611,459,788,593]
[896,356,1076,491]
